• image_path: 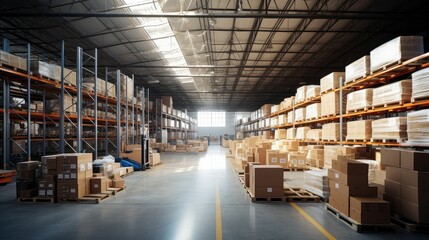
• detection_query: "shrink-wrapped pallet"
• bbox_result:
[305,103,321,120]
[278,114,287,126]
[306,148,324,168]
[371,117,407,141]
[121,75,134,102]
[370,36,423,73]
[0,50,28,71]
[270,116,278,127]
[274,129,286,140]
[295,85,307,103]
[288,152,306,169]
[261,104,272,117]
[321,91,340,117]
[345,56,370,84]
[324,145,358,169]
[46,95,76,113]
[286,128,295,140]
[355,159,380,182]
[372,80,411,107]
[304,170,329,198]
[411,68,429,101]
[271,104,279,114]
[296,127,310,140]
[281,97,295,110]
[306,129,322,141]
[320,72,344,93]
[346,89,373,112]
[407,109,429,143]
[306,85,320,100]
[287,111,294,124]
[31,61,59,80]
[322,123,340,141]
[294,108,306,122]
[83,77,107,95]
[346,120,372,141]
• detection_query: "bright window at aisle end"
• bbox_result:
[198,112,225,127]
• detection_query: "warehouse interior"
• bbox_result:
[1,0,429,239]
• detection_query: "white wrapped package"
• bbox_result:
[306,129,322,141]
[0,50,28,71]
[294,108,306,122]
[320,72,344,93]
[370,36,423,73]
[346,120,372,141]
[322,123,340,141]
[31,60,59,80]
[345,55,370,84]
[304,169,329,198]
[278,114,287,126]
[287,111,294,124]
[411,68,429,100]
[295,85,307,103]
[371,117,407,140]
[321,91,340,117]
[346,89,373,112]
[286,128,295,140]
[407,109,429,143]
[271,104,279,114]
[355,159,379,182]
[306,85,320,100]
[281,97,295,110]
[372,80,412,107]
[274,129,286,140]
[270,116,278,127]
[296,127,310,140]
[306,103,321,120]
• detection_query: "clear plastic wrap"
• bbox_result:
[346,89,373,112]
[355,159,380,182]
[407,109,429,143]
[306,85,320,100]
[305,103,321,120]
[324,145,357,169]
[346,120,372,140]
[296,127,310,140]
[320,72,345,93]
[278,114,287,126]
[294,108,306,122]
[306,129,322,141]
[306,148,324,168]
[304,169,329,198]
[286,128,295,140]
[411,68,429,100]
[322,123,340,141]
[0,50,27,71]
[371,117,407,140]
[321,91,340,116]
[345,55,370,84]
[31,60,59,80]
[372,80,412,107]
[295,85,307,103]
[287,111,294,124]
[370,36,423,72]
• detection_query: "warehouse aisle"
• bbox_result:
[0,146,427,239]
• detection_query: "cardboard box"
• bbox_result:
[244,173,250,188]
[255,147,268,165]
[380,148,401,167]
[383,193,401,213]
[331,160,368,175]
[17,161,39,170]
[19,189,37,198]
[386,166,401,182]
[252,187,284,198]
[400,200,429,224]
[266,150,279,165]
[250,165,283,198]
[90,177,108,194]
[401,168,429,188]
[68,183,86,199]
[278,152,289,169]
[328,169,368,186]
[384,179,400,198]
[401,184,429,206]
[350,197,390,224]
[112,179,125,188]
[400,150,429,171]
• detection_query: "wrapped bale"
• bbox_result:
[321,91,340,117]
[288,152,306,169]
[306,85,320,100]
[274,129,286,140]
[346,120,372,141]
[278,114,287,126]
[0,50,28,71]
[306,129,322,141]
[296,127,310,140]
[306,147,324,168]
[286,128,295,140]
[306,103,321,120]
[281,97,295,110]
[345,56,370,84]
[271,104,279,114]
[320,72,344,93]
[370,36,423,73]
[346,89,373,112]
[304,169,329,198]
[46,95,76,113]
[371,117,407,141]
[270,116,278,127]
[407,109,429,143]
[287,111,294,124]
[294,108,306,122]
[411,68,429,101]
[31,61,59,80]
[372,80,412,107]
[322,123,340,141]
[295,85,307,103]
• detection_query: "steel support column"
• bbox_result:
[76,47,83,153]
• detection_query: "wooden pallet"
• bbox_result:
[346,107,369,114]
[346,139,371,143]
[411,96,429,103]
[391,214,429,233]
[372,100,407,109]
[370,138,407,144]
[17,197,55,203]
[247,190,285,203]
[0,63,28,73]
[321,113,337,118]
[344,74,369,84]
[284,168,308,172]
[325,204,395,233]
[284,188,320,202]
[106,186,126,195]
[59,192,111,204]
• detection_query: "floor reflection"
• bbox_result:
[198,153,226,170]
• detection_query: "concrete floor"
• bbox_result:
[0,145,428,239]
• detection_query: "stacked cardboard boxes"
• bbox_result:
[306,145,324,168]
[345,56,370,84]
[16,161,41,198]
[57,153,93,200]
[295,127,310,140]
[346,89,373,112]
[266,150,289,169]
[250,165,284,198]
[321,92,340,117]
[346,120,372,141]
[320,72,344,93]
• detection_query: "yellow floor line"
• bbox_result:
[216,181,222,240]
[290,202,336,240]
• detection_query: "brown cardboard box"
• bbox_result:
[400,168,429,188]
[401,150,429,171]
[369,182,385,199]
[350,197,390,224]
[386,166,401,182]
[90,177,108,194]
[400,200,429,224]
[255,147,268,165]
[44,155,59,170]
[19,189,37,198]
[266,150,279,165]
[331,160,368,175]
[17,170,36,180]
[113,179,125,188]
[250,165,283,198]
[121,147,142,163]
[383,193,401,213]
[278,152,289,169]
[68,182,86,199]
[328,168,368,186]
[17,161,39,170]
[244,173,250,188]
[401,184,429,206]
[252,187,284,198]
[384,179,400,198]
[380,148,401,167]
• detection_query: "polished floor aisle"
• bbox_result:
[0,146,427,239]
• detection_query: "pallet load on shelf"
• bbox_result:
[345,56,370,84]
[31,61,58,80]
[295,127,310,140]
[346,89,373,112]
[46,95,76,114]
[278,114,287,126]
[271,139,298,152]
[372,80,412,107]
[324,145,358,169]
[411,68,429,101]
[280,97,295,110]
[381,148,429,223]
[261,104,272,117]
[306,85,320,100]
[346,120,372,141]
[286,128,295,140]
[0,50,27,71]
[271,104,279,114]
[12,122,40,136]
[304,169,329,198]
[270,116,278,127]
[287,111,294,124]
[83,77,108,95]
[305,103,321,120]
[306,129,322,141]
[288,151,306,169]
[295,85,308,104]
[266,150,288,169]
[371,117,407,142]
[322,123,340,141]
[121,75,134,102]
[162,96,173,108]
[250,165,284,199]
[320,72,344,93]
[274,129,286,140]
[406,109,429,144]
[370,36,423,73]
[294,108,305,122]
[16,161,41,198]
[306,145,324,168]
[321,91,340,117]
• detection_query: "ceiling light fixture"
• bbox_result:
[237,0,243,12]
[148,79,160,84]
[209,17,217,27]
